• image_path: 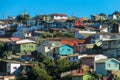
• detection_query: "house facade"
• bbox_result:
[58,44,74,55]
[76,44,87,53]
[12,39,37,55]
[12,30,32,38]
[0,29,5,37]
[95,58,120,76]
[52,14,68,21]
[100,23,120,33]
[75,30,96,39]
[37,41,61,58]
[91,15,107,21]
[67,54,87,62]
[0,60,21,76]
[61,39,85,53]
[81,54,108,70]
[102,39,120,58]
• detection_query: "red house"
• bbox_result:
[74,21,83,27]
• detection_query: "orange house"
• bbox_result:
[74,21,83,27]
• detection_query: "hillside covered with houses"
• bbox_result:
[1,11,120,80]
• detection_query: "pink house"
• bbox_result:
[75,44,86,53]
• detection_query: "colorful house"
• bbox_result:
[37,41,61,59]
[61,39,84,53]
[95,58,120,76]
[12,39,37,55]
[58,44,74,55]
[48,38,85,53]
[81,54,108,70]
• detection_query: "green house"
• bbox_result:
[12,39,37,55]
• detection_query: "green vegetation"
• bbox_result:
[2,50,12,59]
[42,31,74,38]
[16,14,30,24]
[15,54,79,80]
[27,66,52,80]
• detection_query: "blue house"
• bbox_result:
[95,58,120,77]
[58,44,74,55]
[105,58,120,70]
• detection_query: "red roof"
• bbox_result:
[9,37,21,41]
[74,21,83,27]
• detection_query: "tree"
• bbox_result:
[23,14,30,24]
[0,42,4,51]
[92,44,103,54]
[56,58,71,72]
[16,14,24,22]
[113,11,120,15]
[2,51,12,59]
[27,66,52,80]
[34,15,42,21]
[16,14,30,24]
[16,70,27,80]
[99,13,107,17]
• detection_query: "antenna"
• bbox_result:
[2,12,5,20]
[24,7,26,16]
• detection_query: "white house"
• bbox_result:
[0,60,21,75]
[108,14,117,20]
[37,41,61,59]
[75,30,96,39]
[52,14,68,21]
[100,24,120,33]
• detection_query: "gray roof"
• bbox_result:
[96,58,120,63]
[95,59,108,63]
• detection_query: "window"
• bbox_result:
[68,57,71,60]
[76,56,78,59]
[73,57,75,60]
[22,45,26,48]
[107,64,110,67]
[8,66,10,69]
[48,47,51,49]
[13,67,17,69]
[67,49,71,52]
[79,46,81,49]
[29,45,33,48]
[114,64,118,67]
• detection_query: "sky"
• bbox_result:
[0,0,120,19]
